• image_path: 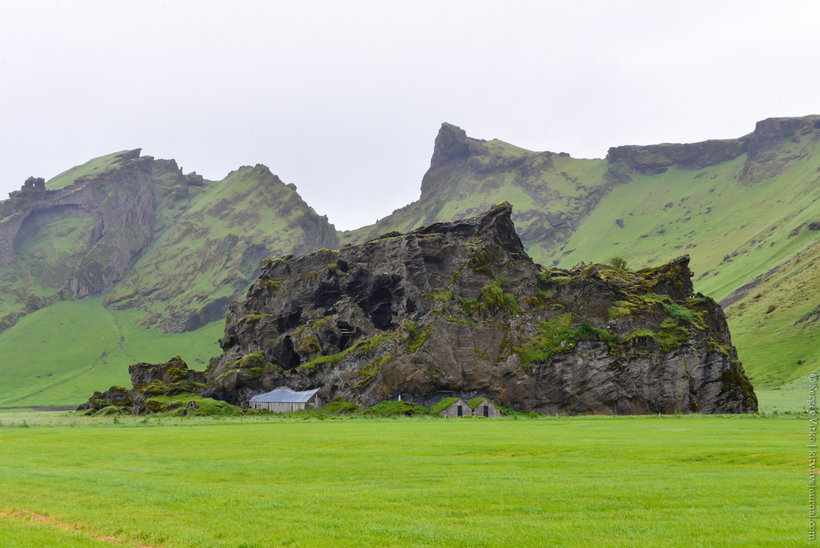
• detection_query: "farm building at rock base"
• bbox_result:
[249,387,322,413]
[468,398,500,417]
[435,398,471,418]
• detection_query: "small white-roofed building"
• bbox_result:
[249,387,322,413]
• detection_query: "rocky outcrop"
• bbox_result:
[0,151,157,332]
[0,150,154,279]
[77,355,212,415]
[207,203,757,414]
[344,123,612,261]
[607,115,820,184]
[746,116,820,160]
[607,138,749,179]
[738,115,820,185]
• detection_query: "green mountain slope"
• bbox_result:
[0,153,337,408]
[0,298,222,408]
[0,150,153,332]
[3,115,819,407]
[343,116,820,390]
[339,123,611,267]
[104,163,338,332]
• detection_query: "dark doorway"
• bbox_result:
[484,405,489,417]
[457,405,463,417]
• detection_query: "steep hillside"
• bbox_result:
[340,123,611,266]
[0,298,222,409]
[0,150,154,333]
[343,116,820,390]
[104,163,338,332]
[0,153,337,408]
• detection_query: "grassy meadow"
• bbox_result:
[0,413,808,547]
[0,298,222,410]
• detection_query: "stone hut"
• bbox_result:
[249,387,322,413]
[468,398,500,418]
[435,398,471,418]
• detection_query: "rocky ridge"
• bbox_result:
[0,151,338,334]
[606,115,820,184]
[0,151,156,329]
[103,163,339,332]
[340,123,612,261]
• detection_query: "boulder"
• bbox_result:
[77,355,212,415]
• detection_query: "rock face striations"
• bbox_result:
[606,115,820,183]
[205,203,756,415]
[0,151,339,334]
[0,150,156,329]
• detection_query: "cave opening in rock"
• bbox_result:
[277,336,302,370]
[276,307,303,332]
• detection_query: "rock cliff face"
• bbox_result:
[104,163,340,332]
[206,203,756,415]
[0,150,157,330]
[0,151,339,335]
[0,149,153,285]
[607,138,748,180]
[606,115,820,184]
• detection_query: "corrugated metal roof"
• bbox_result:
[249,386,320,403]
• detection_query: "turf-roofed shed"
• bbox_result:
[468,398,500,418]
[249,387,322,413]
[432,397,471,418]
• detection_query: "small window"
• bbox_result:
[457,405,463,417]
[484,405,489,417]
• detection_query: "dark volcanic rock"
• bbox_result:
[746,116,814,160]
[607,138,749,176]
[78,355,212,415]
[607,115,820,187]
[207,203,757,414]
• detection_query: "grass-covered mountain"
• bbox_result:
[2,115,819,407]
[0,152,337,408]
[342,116,820,391]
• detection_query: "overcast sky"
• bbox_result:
[1,1,818,230]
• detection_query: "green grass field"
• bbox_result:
[0,413,807,547]
[0,298,222,409]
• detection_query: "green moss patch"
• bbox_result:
[362,401,431,416]
[298,334,389,373]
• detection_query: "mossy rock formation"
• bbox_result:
[205,203,756,414]
[77,355,218,415]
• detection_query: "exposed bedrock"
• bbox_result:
[206,203,756,414]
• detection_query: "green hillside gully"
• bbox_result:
[0,413,804,547]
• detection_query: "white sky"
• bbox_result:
[1,0,818,230]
